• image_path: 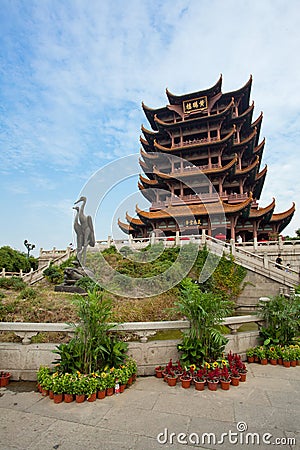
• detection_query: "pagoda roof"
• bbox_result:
[248,198,275,219]
[154,127,235,153]
[254,138,265,161]
[139,174,160,187]
[270,203,295,223]
[236,156,259,176]
[140,136,153,152]
[141,124,160,143]
[166,74,223,105]
[153,156,237,180]
[253,165,267,199]
[233,128,257,154]
[153,98,234,130]
[142,102,169,131]
[138,181,156,203]
[251,112,263,146]
[135,194,253,221]
[230,102,254,130]
[118,218,135,234]
[125,212,145,227]
[220,75,252,113]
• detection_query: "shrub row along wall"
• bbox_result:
[1,331,260,380]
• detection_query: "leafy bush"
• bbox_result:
[17,287,37,300]
[257,294,300,346]
[0,246,38,272]
[0,276,26,291]
[43,264,63,284]
[75,276,99,292]
[53,289,128,374]
[175,278,234,364]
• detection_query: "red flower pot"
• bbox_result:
[180,377,192,389]
[167,377,177,387]
[231,376,240,386]
[97,390,106,399]
[207,380,218,391]
[220,380,231,390]
[119,384,126,393]
[41,389,49,397]
[49,390,54,399]
[87,392,97,402]
[290,360,297,367]
[240,373,247,382]
[75,394,85,403]
[194,380,205,391]
[247,356,254,363]
[260,358,268,365]
[0,372,11,387]
[283,361,290,368]
[269,359,277,365]
[64,393,74,403]
[155,369,163,378]
[53,393,63,404]
[106,387,114,396]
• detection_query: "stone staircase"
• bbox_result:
[203,236,299,289]
[22,249,75,285]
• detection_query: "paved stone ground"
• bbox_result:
[0,364,299,450]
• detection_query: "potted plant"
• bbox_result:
[155,365,164,378]
[61,373,75,402]
[246,348,255,363]
[289,346,297,367]
[37,366,53,396]
[73,373,88,402]
[51,373,64,403]
[166,370,177,387]
[220,366,231,390]
[95,372,107,399]
[267,346,278,365]
[256,346,268,365]
[230,367,241,386]
[180,370,192,389]
[282,348,291,368]
[0,371,11,387]
[206,367,220,391]
[105,371,116,396]
[114,366,129,392]
[193,368,206,391]
[86,375,98,402]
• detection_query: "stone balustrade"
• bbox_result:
[0,315,263,345]
[0,315,264,379]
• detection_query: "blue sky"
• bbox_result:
[1,0,300,256]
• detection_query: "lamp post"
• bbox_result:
[24,240,35,258]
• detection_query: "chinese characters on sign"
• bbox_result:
[183,96,208,114]
[185,219,201,226]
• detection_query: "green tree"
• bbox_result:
[0,246,38,272]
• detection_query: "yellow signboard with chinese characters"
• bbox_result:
[183,96,208,114]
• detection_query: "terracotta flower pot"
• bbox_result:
[290,360,297,367]
[247,356,254,363]
[0,372,11,387]
[283,360,290,368]
[207,380,218,391]
[64,393,74,403]
[220,380,231,390]
[106,387,114,396]
[180,377,192,389]
[278,358,283,365]
[269,359,277,365]
[194,380,205,391]
[49,390,54,399]
[97,390,106,399]
[41,389,49,396]
[231,376,240,386]
[75,394,85,403]
[240,373,247,382]
[155,369,163,378]
[167,377,177,387]
[53,393,63,404]
[87,392,97,402]
[127,376,133,386]
[260,358,268,365]
[297,360,300,366]
[119,384,126,393]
